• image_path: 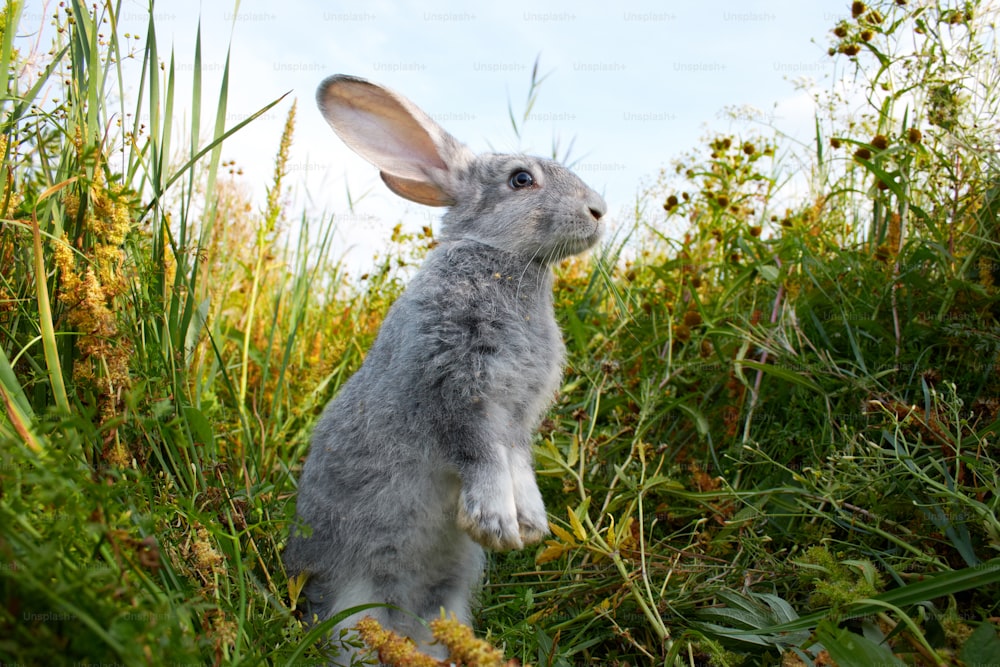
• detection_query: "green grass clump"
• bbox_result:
[2,0,1000,666]
[796,546,884,610]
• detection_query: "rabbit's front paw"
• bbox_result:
[517,513,549,546]
[512,468,550,545]
[457,483,523,551]
[517,504,549,545]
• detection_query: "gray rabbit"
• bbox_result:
[283,75,606,664]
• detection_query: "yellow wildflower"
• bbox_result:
[979,257,995,290]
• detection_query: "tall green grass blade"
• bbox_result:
[0,343,32,420]
[737,359,824,394]
[191,20,203,162]
[29,209,69,415]
[0,1,21,91]
[0,382,39,452]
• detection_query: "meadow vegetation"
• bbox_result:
[1,1,999,665]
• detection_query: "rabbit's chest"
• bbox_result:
[491,297,564,420]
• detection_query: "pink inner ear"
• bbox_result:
[381,172,455,207]
[323,83,450,180]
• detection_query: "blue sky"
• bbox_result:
[22,0,853,271]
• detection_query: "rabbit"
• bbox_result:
[283,74,606,664]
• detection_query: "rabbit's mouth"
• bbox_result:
[545,222,603,262]
[572,229,604,255]
[575,213,605,248]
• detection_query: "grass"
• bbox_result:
[1,0,999,665]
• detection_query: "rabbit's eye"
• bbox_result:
[509,170,535,189]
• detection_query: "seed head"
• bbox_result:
[683,309,703,327]
[430,614,508,667]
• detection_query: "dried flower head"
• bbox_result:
[865,10,884,24]
[979,257,995,290]
[192,527,224,575]
[430,614,509,667]
[55,170,136,438]
[354,617,440,667]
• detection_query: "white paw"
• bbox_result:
[511,465,550,545]
[456,481,523,551]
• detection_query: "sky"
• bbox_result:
[18,0,853,273]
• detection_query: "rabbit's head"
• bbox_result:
[318,75,606,264]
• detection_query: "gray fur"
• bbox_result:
[284,75,605,664]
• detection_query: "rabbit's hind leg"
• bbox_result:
[330,575,449,661]
[304,578,384,665]
[416,539,486,625]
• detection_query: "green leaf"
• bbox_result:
[0,344,33,420]
[816,620,905,666]
[758,264,780,283]
[675,402,710,436]
[693,621,777,647]
[960,623,1000,665]
[697,607,767,631]
[567,504,587,542]
[755,593,800,625]
[184,297,211,361]
[694,590,810,650]
[738,359,824,394]
[566,433,579,467]
[182,406,214,448]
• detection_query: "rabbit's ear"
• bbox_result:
[379,172,455,207]
[317,75,472,207]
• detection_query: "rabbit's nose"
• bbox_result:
[586,193,607,221]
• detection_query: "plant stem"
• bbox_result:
[31,210,69,416]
